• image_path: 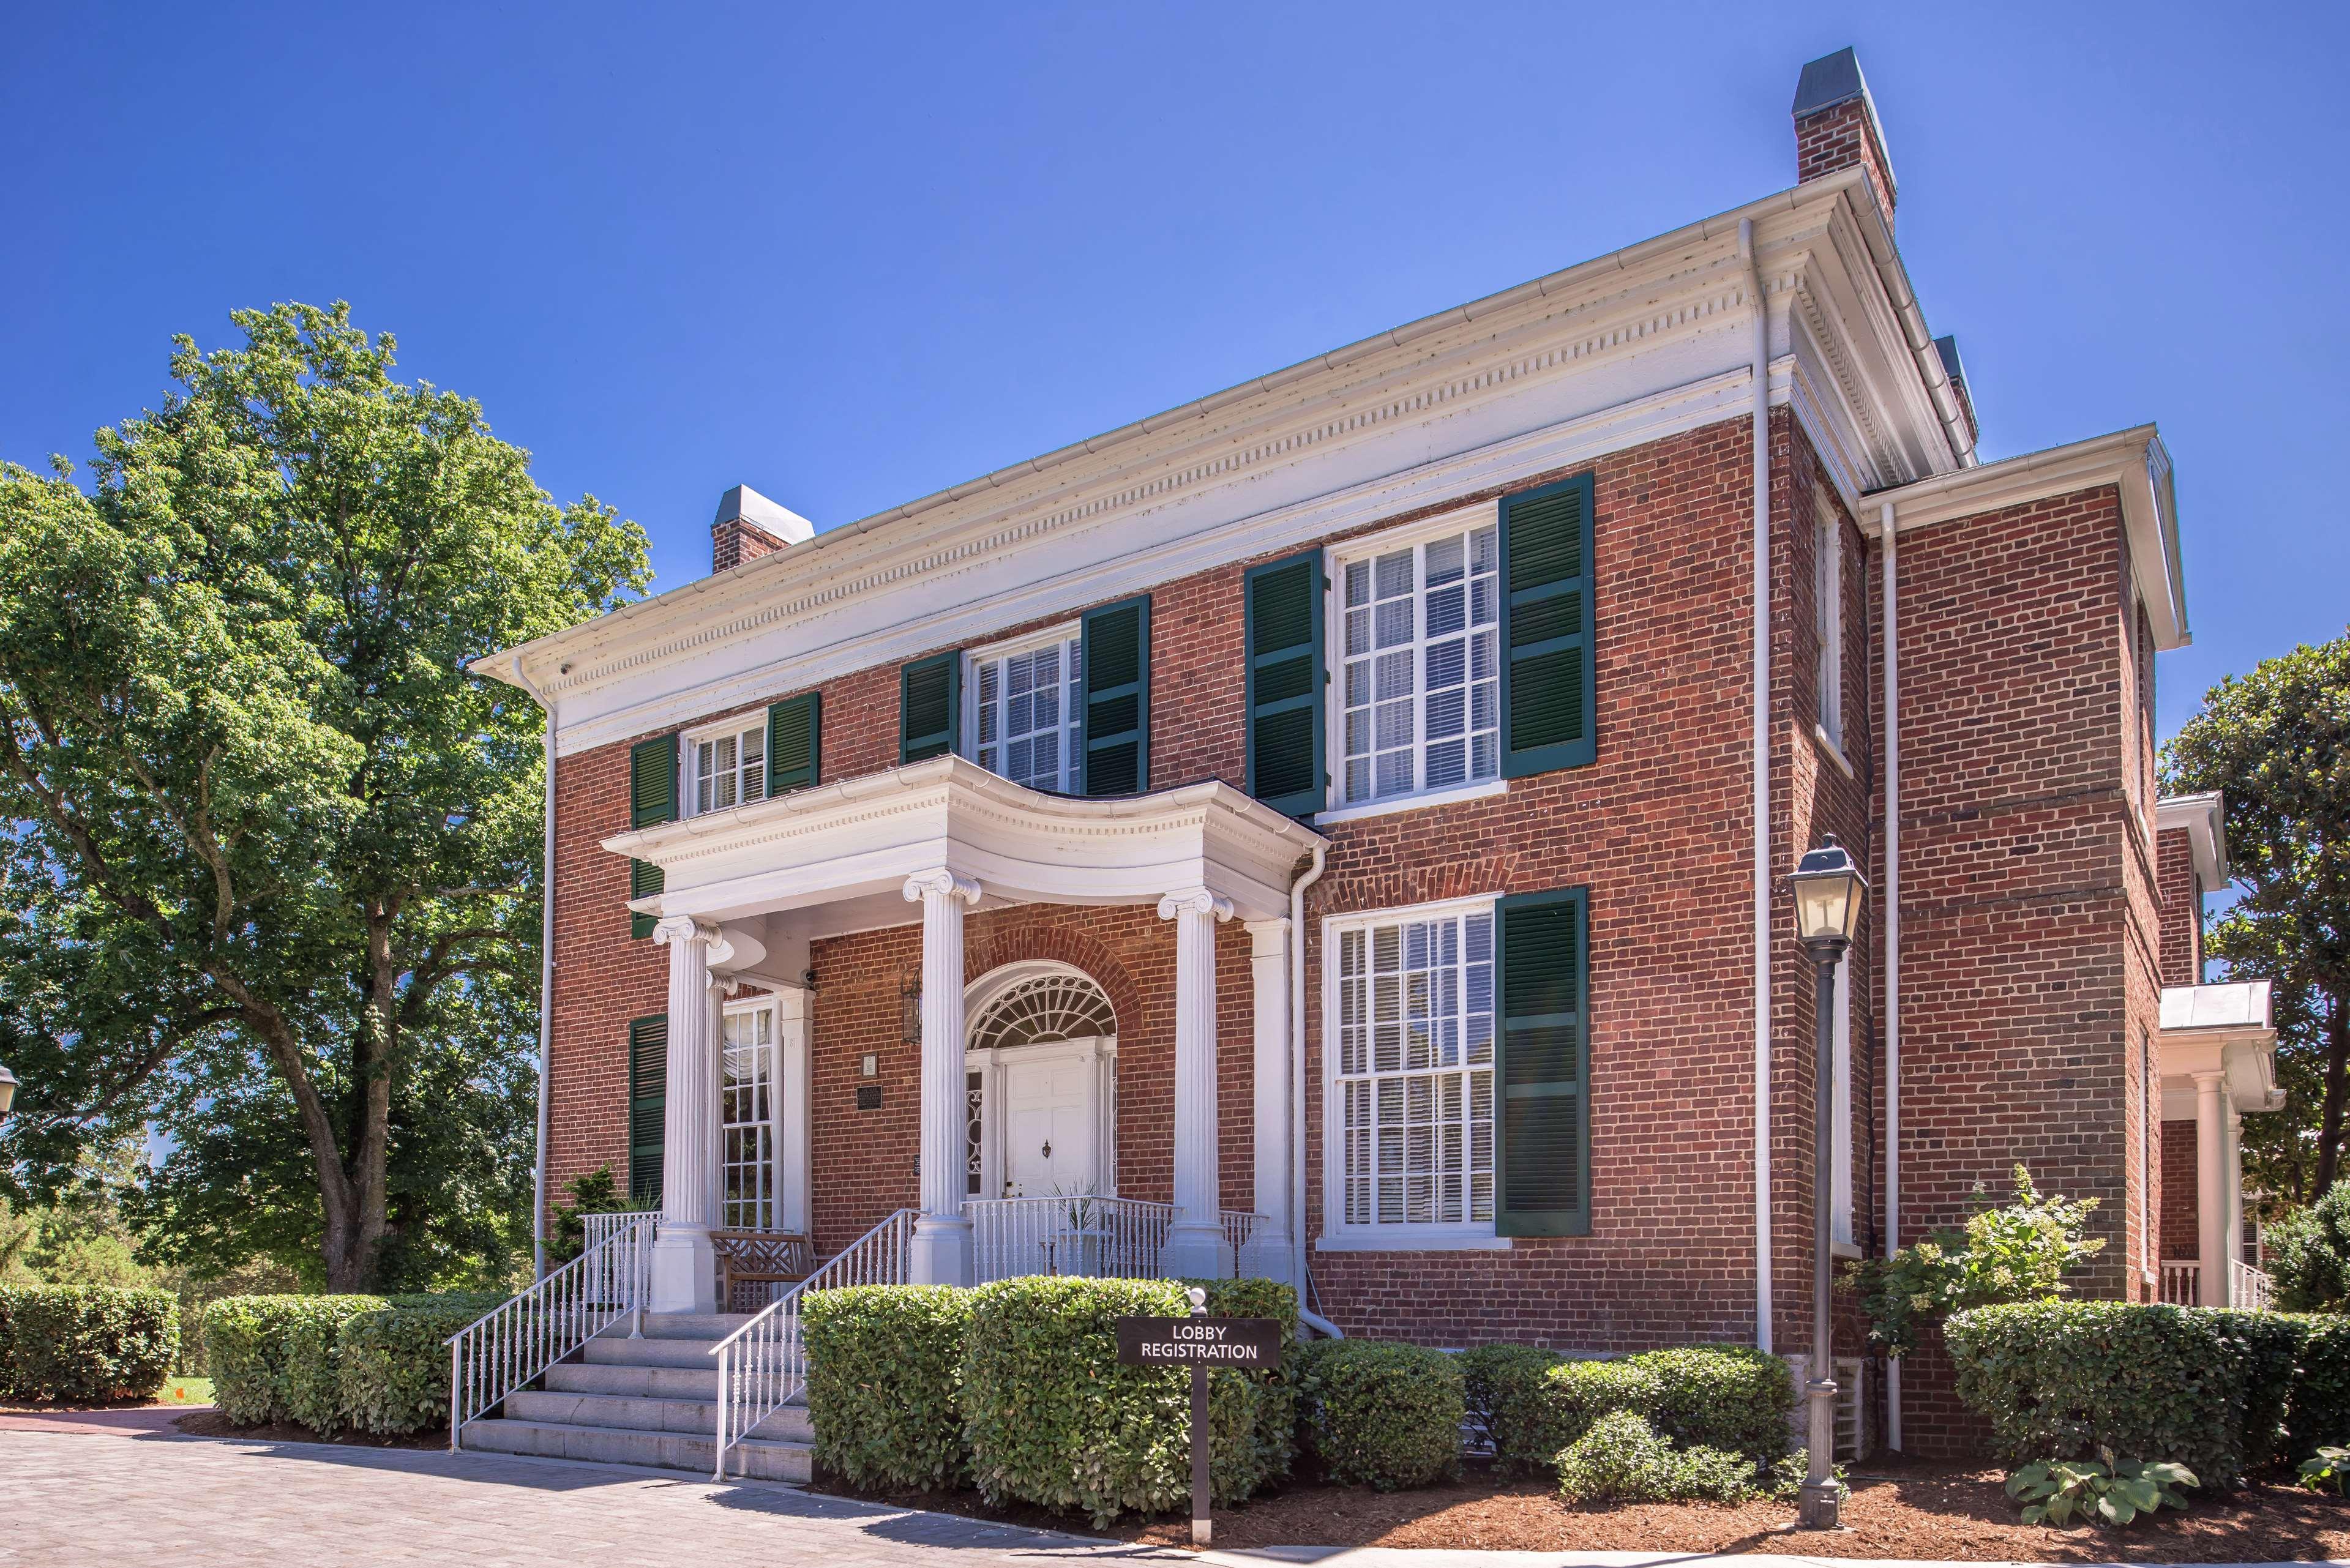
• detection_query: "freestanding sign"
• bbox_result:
[1115,1289,1283,1545]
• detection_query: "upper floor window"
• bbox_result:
[965,627,1082,794]
[1332,520,1501,808]
[687,719,765,815]
[1814,495,1844,752]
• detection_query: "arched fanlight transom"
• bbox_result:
[970,971,1117,1051]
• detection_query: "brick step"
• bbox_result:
[503,1389,811,1442]
[459,1416,810,1483]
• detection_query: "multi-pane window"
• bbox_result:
[690,722,765,815]
[720,1004,775,1230]
[1337,525,1500,806]
[970,636,1082,793]
[1333,906,1496,1229]
[1815,502,1844,750]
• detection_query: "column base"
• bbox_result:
[1161,1221,1230,1282]
[1798,1477,1843,1529]
[649,1226,716,1315]
[910,1213,974,1286]
[1241,1225,1295,1286]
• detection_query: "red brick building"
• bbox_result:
[471,47,2275,1466]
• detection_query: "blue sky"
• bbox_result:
[6,2,2342,739]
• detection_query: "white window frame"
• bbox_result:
[961,622,1083,795]
[1317,892,1510,1253]
[681,714,767,817]
[1814,496,1844,753]
[1320,505,1507,823]
[719,993,782,1231]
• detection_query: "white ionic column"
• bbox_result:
[2225,1099,2246,1296]
[779,986,812,1238]
[650,916,732,1313]
[1161,887,1234,1279]
[905,868,981,1285]
[1246,919,1296,1286]
[2195,1069,2227,1307]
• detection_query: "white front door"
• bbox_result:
[1001,1047,1101,1197]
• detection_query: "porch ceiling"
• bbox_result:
[604,755,1325,932]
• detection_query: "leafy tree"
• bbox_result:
[2266,1178,2350,1312]
[2165,630,2350,1201]
[0,302,648,1290]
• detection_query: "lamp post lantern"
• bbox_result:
[0,1059,16,1118]
[1789,834,1865,1530]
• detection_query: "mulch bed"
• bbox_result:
[171,1409,445,1450]
[814,1454,2350,1559]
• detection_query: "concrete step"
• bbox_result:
[544,1361,719,1400]
[502,1389,812,1442]
[460,1416,810,1483]
[634,1312,758,1340]
[578,1336,724,1370]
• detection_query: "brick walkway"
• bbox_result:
[0,1429,1140,1568]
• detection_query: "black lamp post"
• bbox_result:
[1788,835,1865,1529]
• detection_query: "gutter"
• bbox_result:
[509,657,560,1280]
[1740,218,1774,1354]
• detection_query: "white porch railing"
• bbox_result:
[447,1214,655,1447]
[582,1209,657,1257]
[2160,1260,2200,1305]
[709,1208,914,1481]
[966,1197,1274,1282]
[2234,1260,2276,1312]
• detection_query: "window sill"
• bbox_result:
[1830,1238,1862,1261]
[1315,779,1506,828]
[1317,1228,1513,1253]
[1811,724,1856,782]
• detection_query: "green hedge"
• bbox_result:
[340,1295,504,1436]
[1642,1345,1794,1460]
[1293,1339,1464,1490]
[1461,1344,1564,1468]
[0,1285,179,1402]
[204,1291,501,1433]
[1516,1357,1664,1474]
[2289,1315,2350,1457]
[1470,1345,1792,1476]
[1945,1301,2296,1486]
[960,1276,1269,1525]
[804,1285,975,1490]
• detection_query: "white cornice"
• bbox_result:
[1868,425,2190,651]
[2156,791,2229,884]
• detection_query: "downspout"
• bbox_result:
[1740,218,1775,1353]
[1290,842,1339,1338]
[1878,499,1903,1449]
[512,657,559,1280]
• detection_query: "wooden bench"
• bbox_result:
[710,1229,814,1312]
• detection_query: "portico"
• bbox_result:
[2158,979,2281,1309]
[605,755,1323,1309]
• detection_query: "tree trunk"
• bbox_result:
[2316,990,2350,1198]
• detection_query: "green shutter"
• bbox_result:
[1079,596,1150,796]
[1499,474,1597,775]
[767,692,821,795]
[627,1013,668,1207]
[627,733,678,939]
[629,857,664,941]
[1243,550,1325,818]
[1495,887,1590,1236]
[900,651,962,763]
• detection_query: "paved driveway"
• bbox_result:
[0,1428,1146,1568]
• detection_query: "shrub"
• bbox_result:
[2267,1183,2350,1313]
[802,1285,974,1490]
[285,1297,394,1435]
[340,1295,503,1436]
[203,1294,386,1426]
[1514,1358,1663,1474]
[1642,1345,1795,1461]
[0,1284,179,1402]
[1297,1340,1463,1490]
[2300,1447,2350,1495]
[1461,1345,1563,1466]
[1948,1301,2265,1486]
[1552,1409,1755,1505]
[2290,1315,2350,1457]
[960,1276,1265,1525]
[2218,1309,2305,1471]
[2005,1455,2197,1526]
[1195,1276,1299,1487]
[1846,1165,2103,1356]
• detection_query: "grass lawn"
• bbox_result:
[161,1375,214,1405]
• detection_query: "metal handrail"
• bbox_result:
[446,1214,655,1447]
[709,1208,915,1480]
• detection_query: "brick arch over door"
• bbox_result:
[962,917,1147,1042]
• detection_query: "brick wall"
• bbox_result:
[2161,1117,2199,1260]
[2157,827,2203,987]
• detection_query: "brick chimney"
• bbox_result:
[1793,48,1896,225]
[711,483,815,573]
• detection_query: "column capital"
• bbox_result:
[2193,1069,2228,1090]
[651,916,733,966]
[903,868,982,906]
[1244,917,1293,958]
[1159,887,1235,923]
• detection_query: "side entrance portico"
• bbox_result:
[608,755,1323,1310]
